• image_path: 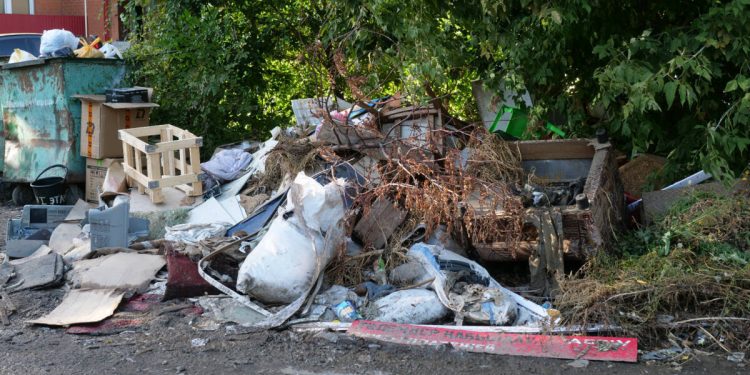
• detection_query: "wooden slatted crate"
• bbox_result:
[118,124,203,203]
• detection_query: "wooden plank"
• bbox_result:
[133,149,145,193]
[382,105,436,117]
[120,124,172,137]
[151,137,202,153]
[122,163,151,189]
[146,153,164,203]
[517,139,594,160]
[348,320,638,362]
[165,129,176,176]
[119,130,153,154]
[175,183,196,195]
[353,197,407,249]
[179,148,188,176]
[153,173,200,188]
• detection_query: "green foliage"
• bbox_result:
[321,0,750,181]
[617,191,750,264]
[120,0,322,151]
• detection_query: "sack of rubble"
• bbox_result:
[236,172,346,304]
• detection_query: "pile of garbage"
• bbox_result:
[8,92,748,363]
[7,29,122,64]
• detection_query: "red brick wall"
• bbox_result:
[34,0,120,40]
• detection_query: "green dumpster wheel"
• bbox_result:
[11,184,36,206]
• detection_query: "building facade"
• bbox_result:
[0,0,122,40]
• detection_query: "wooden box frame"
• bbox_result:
[118,124,203,203]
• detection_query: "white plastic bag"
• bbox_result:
[236,172,346,304]
[39,29,79,56]
[98,43,123,59]
[8,49,37,63]
[367,289,449,324]
[165,223,230,246]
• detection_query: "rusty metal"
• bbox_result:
[0,57,126,184]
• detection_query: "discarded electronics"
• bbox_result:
[87,194,149,250]
[5,205,74,258]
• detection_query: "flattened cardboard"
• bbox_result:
[8,253,64,291]
[71,253,166,292]
[27,288,124,326]
[74,94,159,159]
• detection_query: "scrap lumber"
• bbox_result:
[353,197,407,249]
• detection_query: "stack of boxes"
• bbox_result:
[73,88,158,203]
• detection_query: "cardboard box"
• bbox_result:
[85,158,122,203]
[74,94,159,159]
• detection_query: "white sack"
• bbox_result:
[368,289,449,324]
[8,49,37,63]
[236,172,345,304]
[40,29,79,56]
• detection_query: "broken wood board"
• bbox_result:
[348,320,637,362]
[71,253,166,292]
[353,197,407,249]
[27,288,125,326]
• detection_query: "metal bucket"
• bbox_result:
[30,164,68,205]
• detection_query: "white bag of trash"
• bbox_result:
[236,172,346,304]
[8,49,37,63]
[454,284,517,326]
[366,289,449,324]
[39,29,79,56]
[99,43,123,59]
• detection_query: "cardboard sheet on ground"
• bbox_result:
[71,253,166,291]
[8,253,64,291]
[28,289,124,326]
[9,244,52,265]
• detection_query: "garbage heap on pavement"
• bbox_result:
[0,94,626,338]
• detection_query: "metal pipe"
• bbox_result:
[84,0,89,37]
[627,170,713,211]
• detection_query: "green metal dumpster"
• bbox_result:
[0,57,126,204]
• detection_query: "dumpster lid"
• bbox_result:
[72,94,159,109]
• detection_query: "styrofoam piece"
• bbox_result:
[188,197,236,225]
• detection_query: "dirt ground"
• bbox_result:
[0,204,745,375]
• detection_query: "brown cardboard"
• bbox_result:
[74,94,159,159]
[101,160,129,195]
[85,158,122,203]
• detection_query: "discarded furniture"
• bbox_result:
[0,58,127,205]
[464,138,624,294]
[119,124,203,204]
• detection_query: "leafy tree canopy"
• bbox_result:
[123,0,750,181]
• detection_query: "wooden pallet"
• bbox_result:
[118,124,203,203]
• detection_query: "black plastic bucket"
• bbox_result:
[30,164,68,205]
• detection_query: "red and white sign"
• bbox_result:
[349,320,637,362]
